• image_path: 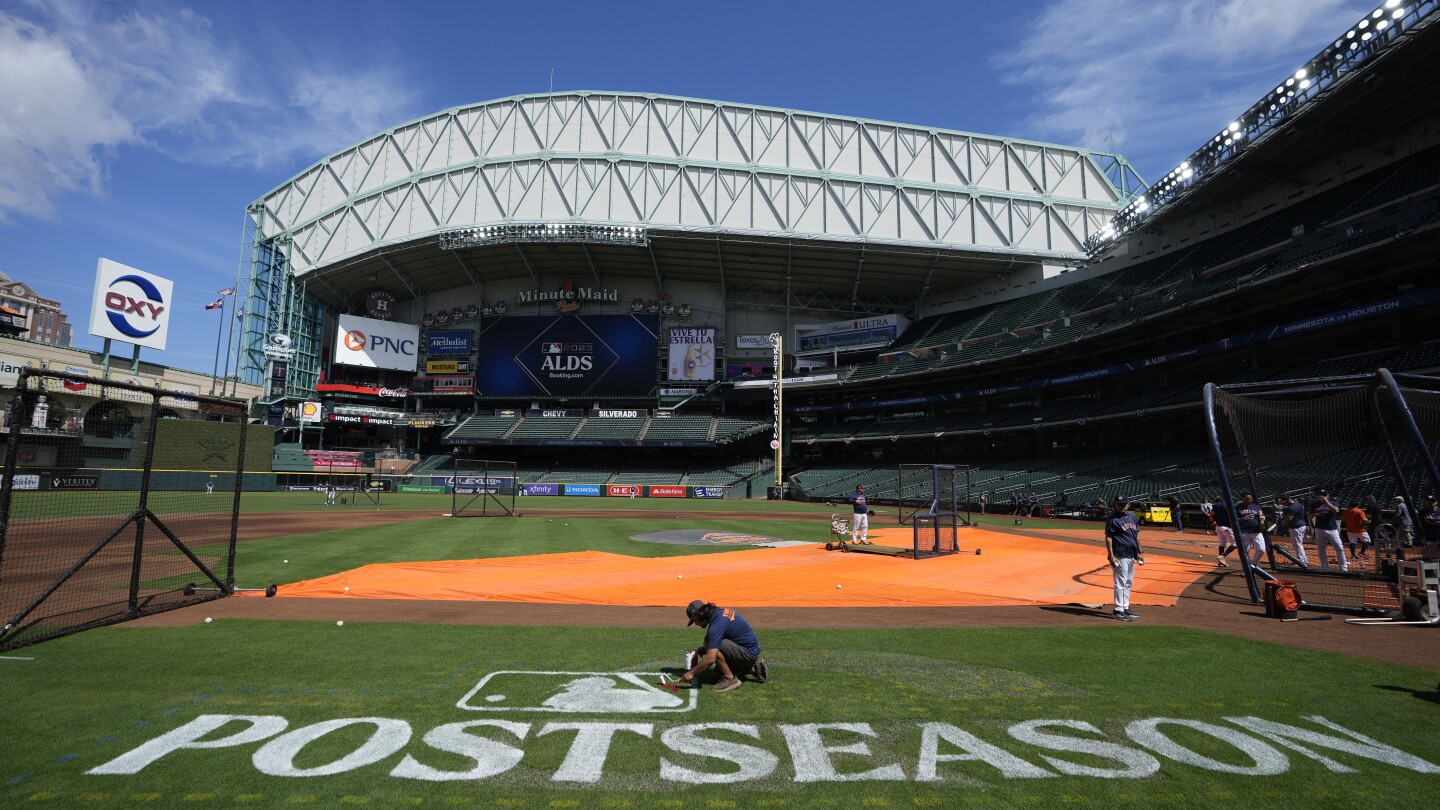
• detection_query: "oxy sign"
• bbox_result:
[334,314,419,372]
[88,259,174,350]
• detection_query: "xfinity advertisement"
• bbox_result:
[475,315,659,396]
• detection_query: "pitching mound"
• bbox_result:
[629,529,810,548]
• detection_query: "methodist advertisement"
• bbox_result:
[666,327,715,381]
[334,314,419,372]
[88,258,174,351]
[426,330,471,356]
[474,314,659,397]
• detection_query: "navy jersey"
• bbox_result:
[1211,501,1232,528]
[849,492,869,515]
[703,606,761,656]
[1105,511,1141,559]
[1419,507,1440,543]
[1237,503,1266,533]
[1284,501,1308,529]
[1312,500,1339,530]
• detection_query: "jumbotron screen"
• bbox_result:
[473,314,660,396]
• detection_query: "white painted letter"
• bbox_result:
[88,715,288,775]
[778,723,905,782]
[660,723,778,784]
[253,718,412,777]
[391,721,531,781]
[537,722,653,783]
[1008,720,1159,778]
[1225,715,1440,774]
[917,722,1052,780]
[1126,718,1288,775]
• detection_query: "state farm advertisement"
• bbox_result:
[647,485,686,498]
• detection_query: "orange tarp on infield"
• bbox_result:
[267,527,1211,608]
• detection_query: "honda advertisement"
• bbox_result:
[563,484,602,496]
[473,314,659,397]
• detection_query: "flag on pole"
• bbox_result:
[205,299,223,310]
[235,307,245,320]
[217,287,236,296]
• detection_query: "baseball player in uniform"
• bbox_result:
[1311,492,1347,572]
[1278,495,1309,566]
[1104,498,1144,621]
[1236,492,1268,567]
[1418,495,1440,547]
[848,485,871,544]
[205,480,215,496]
[1212,498,1235,567]
[1342,501,1371,561]
[326,483,337,506]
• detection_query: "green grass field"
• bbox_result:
[4,497,1439,808]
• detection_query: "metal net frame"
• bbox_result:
[0,370,251,651]
[1204,369,1440,613]
[897,463,971,527]
[449,458,518,517]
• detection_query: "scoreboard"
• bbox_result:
[472,314,659,396]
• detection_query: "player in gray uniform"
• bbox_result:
[1235,493,1269,567]
[1277,495,1309,566]
[1310,491,1347,572]
[1104,498,1145,621]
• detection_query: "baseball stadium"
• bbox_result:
[3,2,1440,807]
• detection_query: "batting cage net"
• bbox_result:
[0,370,257,651]
[898,463,971,527]
[913,512,960,559]
[450,458,518,517]
[1205,369,1440,613]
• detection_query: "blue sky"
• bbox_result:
[0,0,1374,374]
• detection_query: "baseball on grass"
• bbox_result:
[336,620,344,627]
[283,559,288,564]
[204,617,212,623]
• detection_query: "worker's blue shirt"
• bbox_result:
[849,493,869,515]
[1105,511,1141,559]
[703,607,761,656]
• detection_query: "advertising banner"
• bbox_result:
[607,484,641,497]
[52,474,99,489]
[691,486,726,498]
[521,483,560,496]
[473,314,659,397]
[667,327,716,381]
[433,476,515,494]
[735,334,773,350]
[2,474,40,490]
[334,314,419,372]
[563,484,602,496]
[648,485,686,498]
[298,402,322,423]
[426,330,472,356]
[425,360,471,375]
[397,485,447,494]
[88,258,174,351]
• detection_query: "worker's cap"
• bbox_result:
[685,600,708,626]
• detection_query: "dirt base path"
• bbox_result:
[118,510,1440,672]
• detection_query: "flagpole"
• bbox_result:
[222,296,237,397]
[209,298,225,395]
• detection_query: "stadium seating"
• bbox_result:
[641,415,713,441]
[573,417,648,440]
[507,418,582,439]
[444,414,520,441]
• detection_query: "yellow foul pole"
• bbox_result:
[771,333,783,491]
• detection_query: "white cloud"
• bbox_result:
[1000,0,1375,180]
[0,1,416,221]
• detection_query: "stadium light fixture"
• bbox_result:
[439,222,650,250]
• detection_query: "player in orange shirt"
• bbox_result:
[1342,502,1371,561]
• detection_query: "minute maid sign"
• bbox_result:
[84,668,1440,785]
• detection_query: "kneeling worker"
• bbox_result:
[681,600,768,692]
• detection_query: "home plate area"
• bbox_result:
[629,529,809,548]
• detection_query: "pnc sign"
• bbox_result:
[88,258,174,350]
[334,314,419,372]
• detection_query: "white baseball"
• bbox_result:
[836,584,843,589]
[336,620,344,627]
[343,587,350,592]
[677,574,683,579]
[204,617,212,623]
[283,559,288,564]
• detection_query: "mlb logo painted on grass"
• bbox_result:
[457,671,697,714]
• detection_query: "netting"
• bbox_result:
[898,464,970,525]
[1207,372,1440,612]
[913,512,960,559]
[0,371,252,651]
[450,458,518,517]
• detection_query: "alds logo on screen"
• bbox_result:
[540,342,594,371]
